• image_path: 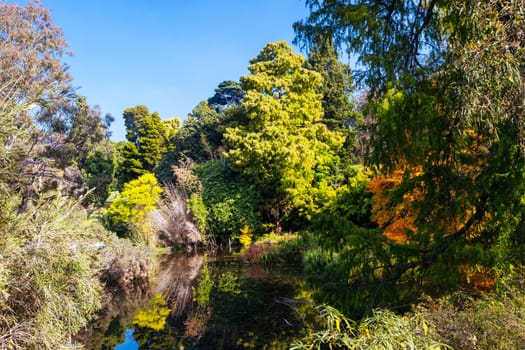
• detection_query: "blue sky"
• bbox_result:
[27,1,310,141]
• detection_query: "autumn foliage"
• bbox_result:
[368,167,420,243]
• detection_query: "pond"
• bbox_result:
[77,250,317,349]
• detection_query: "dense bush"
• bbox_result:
[193,160,261,242]
[0,191,157,349]
[240,232,311,265]
[291,268,525,350]
[291,304,450,350]
[423,272,525,350]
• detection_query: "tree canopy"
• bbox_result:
[207,80,245,109]
[117,105,169,185]
[306,38,363,163]
[295,0,525,295]
[224,41,344,230]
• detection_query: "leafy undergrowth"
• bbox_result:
[291,268,525,350]
[422,270,525,350]
[291,305,450,350]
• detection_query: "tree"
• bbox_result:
[116,141,146,186]
[224,41,344,232]
[124,105,168,168]
[47,96,111,169]
[172,101,226,163]
[0,2,113,212]
[207,80,245,109]
[83,141,117,205]
[0,1,73,185]
[295,0,525,294]
[117,106,169,185]
[306,38,363,162]
[162,117,180,143]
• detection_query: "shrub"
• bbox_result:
[188,193,208,237]
[193,160,261,242]
[104,172,163,242]
[98,236,155,296]
[423,274,525,350]
[291,305,450,350]
[0,194,105,349]
[240,232,307,265]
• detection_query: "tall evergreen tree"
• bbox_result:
[207,80,245,109]
[117,105,169,185]
[306,38,363,163]
[173,101,226,163]
[224,41,344,232]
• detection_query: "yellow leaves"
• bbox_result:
[378,87,405,114]
[225,41,344,220]
[133,293,170,331]
[335,318,341,332]
[106,172,162,238]
[239,225,253,248]
[365,327,371,341]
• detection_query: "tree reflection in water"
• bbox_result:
[81,250,316,349]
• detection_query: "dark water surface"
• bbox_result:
[79,250,315,349]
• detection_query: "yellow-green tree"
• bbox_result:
[106,172,162,240]
[225,41,344,232]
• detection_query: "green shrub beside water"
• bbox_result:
[0,195,104,349]
[0,193,155,349]
[240,232,311,265]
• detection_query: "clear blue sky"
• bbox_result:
[25,0,310,141]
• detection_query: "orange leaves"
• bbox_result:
[368,167,421,243]
[369,166,489,244]
[461,264,496,291]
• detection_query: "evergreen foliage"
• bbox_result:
[83,141,117,204]
[207,80,245,109]
[173,101,226,163]
[193,160,260,242]
[1,0,524,347]
[306,38,363,163]
[117,105,169,186]
[225,41,345,230]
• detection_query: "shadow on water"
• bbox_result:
[78,249,317,349]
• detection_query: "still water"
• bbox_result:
[78,250,315,349]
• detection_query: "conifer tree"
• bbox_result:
[225,41,344,231]
[117,105,169,185]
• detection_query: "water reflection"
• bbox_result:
[114,330,138,350]
[82,250,316,349]
[156,253,204,316]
